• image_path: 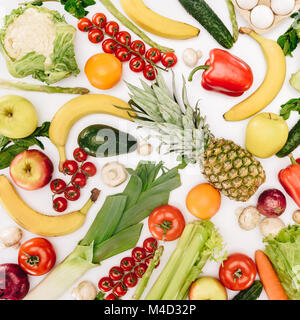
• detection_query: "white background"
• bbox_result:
[0,0,299,300]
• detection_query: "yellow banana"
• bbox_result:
[224,28,286,121]
[120,0,199,40]
[0,175,100,237]
[49,94,134,171]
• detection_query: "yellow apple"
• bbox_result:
[0,95,38,139]
[188,276,228,300]
[246,113,288,158]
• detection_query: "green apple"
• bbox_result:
[188,276,228,300]
[246,113,289,158]
[0,95,38,139]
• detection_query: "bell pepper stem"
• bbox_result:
[289,154,298,165]
[188,65,210,82]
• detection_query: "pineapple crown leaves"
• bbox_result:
[124,71,212,167]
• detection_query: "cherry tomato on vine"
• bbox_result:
[132,247,147,262]
[18,238,56,276]
[130,40,146,56]
[120,257,135,271]
[109,266,124,281]
[53,197,68,213]
[62,160,78,175]
[64,186,80,201]
[92,13,107,28]
[105,21,119,37]
[105,293,116,300]
[98,277,114,292]
[88,28,104,44]
[73,148,88,162]
[143,65,157,81]
[113,282,127,297]
[115,31,131,46]
[134,263,147,278]
[129,57,145,73]
[102,39,118,54]
[143,237,158,253]
[123,273,138,288]
[81,162,97,177]
[115,47,131,62]
[161,52,178,68]
[71,172,87,188]
[219,253,257,291]
[77,18,93,32]
[50,179,66,194]
[145,48,161,63]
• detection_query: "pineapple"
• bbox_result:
[125,72,266,202]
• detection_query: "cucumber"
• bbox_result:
[178,0,233,49]
[232,281,263,300]
[78,125,137,157]
[277,119,300,158]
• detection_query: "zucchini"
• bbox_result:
[277,119,300,158]
[178,0,233,49]
[232,280,263,300]
[78,125,137,157]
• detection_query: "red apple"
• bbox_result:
[257,189,287,217]
[9,150,53,190]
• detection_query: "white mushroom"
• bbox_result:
[238,206,261,231]
[259,217,285,237]
[236,0,259,10]
[0,226,22,249]
[182,48,201,68]
[101,162,127,187]
[271,0,295,15]
[71,281,97,300]
[137,142,152,156]
[250,5,274,29]
[292,210,300,224]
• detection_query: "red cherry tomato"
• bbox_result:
[81,162,97,177]
[105,293,116,300]
[132,247,147,262]
[145,256,160,268]
[98,277,114,292]
[92,13,107,28]
[18,238,56,276]
[77,18,93,32]
[64,186,80,201]
[62,160,78,175]
[143,237,158,253]
[161,52,178,68]
[145,48,161,63]
[123,273,138,288]
[112,282,127,297]
[120,257,135,271]
[109,266,124,281]
[102,39,118,54]
[219,253,257,291]
[53,197,68,213]
[115,31,131,46]
[143,65,157,81]
[50,179,66,194]
[71,172,87,188]
[88,28,104,44]
[115,47,131,62]
[105,21,119,37]
[73,148,88,162]
[134,263,147,278]
[130,40,146,56]
[129,57,145,72]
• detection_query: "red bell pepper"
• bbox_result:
[188,49,253,97]
[278,156,300,208]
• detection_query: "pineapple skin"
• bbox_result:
[203,138,266,202]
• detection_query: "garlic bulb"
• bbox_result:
[71,281,97,300]
[0,226,22,249]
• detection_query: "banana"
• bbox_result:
[224,28,286,121]
[120,0,199,40]
[0,175,100,237]
[49,94,134,171]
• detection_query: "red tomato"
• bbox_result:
[129,57,145,72]
[130,40,146,56]
[109,266,124,281]
[92,13,107,28]
[64,186,80,201]
[115,47,131,62]
[102,39,118,54]
[73,148,88,162]
[120,257,135,271]
[81,162,97,177]
[105,21,119,37]
[98,277,114,292]
[143,237,158,253]
[145,256,160,268]
[62,160,78,175]
[145,48,161,63]
[219,253,257,291]
[134,263,147,278]
[88,28,104,43]
[18,238,56,276]
[297,158,300,164]
[143,65,157,81]
[148,205,185,241]
[53,197,68,213]
[161,52,178,68]
[50,179,66,194]
[123,273,138,288]
[71,172,87,188]
[112,282,127,297]
[77,18,92,32]
[115,31,131,46]
[105,293,116,300]
[132,247,147,262]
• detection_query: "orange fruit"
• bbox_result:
[186,183,221,219]
[84,53,122,90]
